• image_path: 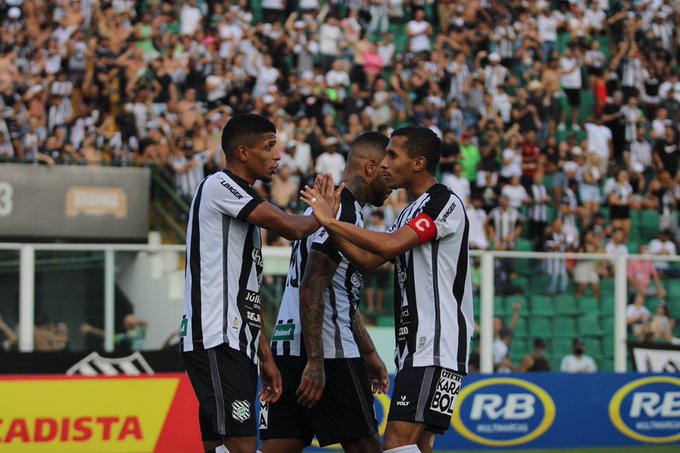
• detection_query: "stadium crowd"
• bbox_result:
[1,0,680,346]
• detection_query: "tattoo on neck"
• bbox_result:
[346,175,371,206]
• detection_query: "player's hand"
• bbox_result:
[364,351,390,394]
[296,358,325,408]
[315,172,344,215]
[300,184,335,227]
[259,357,282,404]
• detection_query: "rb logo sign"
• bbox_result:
[609,376,680,444]
[452,378,555,447]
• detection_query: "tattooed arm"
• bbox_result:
[352,310,390,394]
[295,249,339,408]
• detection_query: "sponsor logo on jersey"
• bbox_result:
[219,179,244,199]
[609,376,680,444]
[272,323,295,341]
[232,401,250,423]
[452,378,555,447]
[430,370,462,416]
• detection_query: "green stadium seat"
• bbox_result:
[516,239,532,252]
[555,318,577,337]
[494,296,507,316]
[601,316,615,335]
[600,356,614,372]
[528,318,552,337]
[513,317,528,338]
[601,279,614,297]
[578,314,603,336]
[601,298,615,315]
[554,295,580,315]
[579,296,601,314]
[667,280,680,297]
[602,334,615,356]
[530,295,555,316]
[553,337,573,359]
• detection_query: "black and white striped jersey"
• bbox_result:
[389,183,474,373]
[180,170,264,364]
[271,189,364,359]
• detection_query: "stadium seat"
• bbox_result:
[528,318,552,337]
[579,296,601,314]
[601,316,615,336]
[578,314,603,336]
[529,295,555,316]
[494,296,507,316]
[513,317,529,339]
[601,299,615,315]
[555,318,578,337]
[552,337,573,360]
[554,295,581,315]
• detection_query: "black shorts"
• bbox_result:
[388,366,464,435]
[260,355,378,447]
[610,205,631,220]
[564,88,581,107]
[182,344,258,441]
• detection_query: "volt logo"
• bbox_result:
[609,376,680,444]
[452,378,555,447]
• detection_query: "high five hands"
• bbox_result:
[301,173,344,225]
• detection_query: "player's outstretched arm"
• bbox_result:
[352,311,389,394]
[301,185,421,261]
[247,173,341,240]
[296,249,338,408]
[258,320,282,404]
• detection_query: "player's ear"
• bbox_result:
[412,156,427,173]
[236,144,249,162]
[365,158,378,177]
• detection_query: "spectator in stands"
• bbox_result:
[493,327,515,374]
[648,173,680,237]
[0,313,18,352]
[314,137,345,184]
[81,314,147,352]
[605,228,629,276]
[34,318,69,352]
[519,338,551,373]
[544,218,570,295]
[527,172,551,251]
[574,231,604,299]
[648,303,680,345]
[560,338,598,373]
[626,293,652,339]
[648,229,679,278]
[628,245,666,299]
[487,196,524,251]
[606,170,635,238]
[270,165,299,210]
[653,125,679,178]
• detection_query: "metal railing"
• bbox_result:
[1,242,678,373]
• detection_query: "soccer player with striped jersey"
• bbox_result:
[260,132,391,453]
[301,127,474,453]
[180,114,338,453]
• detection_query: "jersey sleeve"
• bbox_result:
[208,172,264,220]
[419,185,465,241]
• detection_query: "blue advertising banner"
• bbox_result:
[305,373,680,450]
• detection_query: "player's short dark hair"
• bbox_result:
[221,114,276,161]
[391,127,441,174]
[351,131,389,155]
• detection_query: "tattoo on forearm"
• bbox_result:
[352,311,376,356]
[300,251,337,359]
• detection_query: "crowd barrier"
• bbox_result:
[1,350,678,451]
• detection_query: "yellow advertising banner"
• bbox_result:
[0,378,178,452]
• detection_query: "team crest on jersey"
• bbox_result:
[232,400,251,422]
[430,370,463,416]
